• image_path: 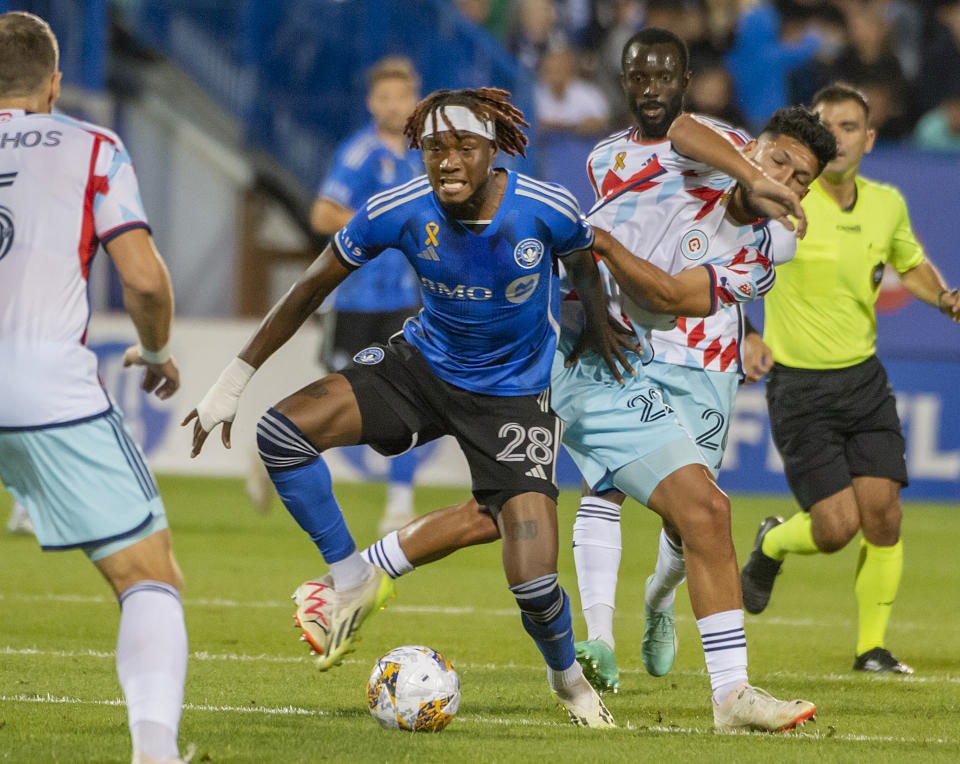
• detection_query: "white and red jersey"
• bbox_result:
[0,109,149,428]
[584,116,796,374]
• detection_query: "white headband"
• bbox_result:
[420,105,495,141]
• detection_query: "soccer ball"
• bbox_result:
[366,645,461,732]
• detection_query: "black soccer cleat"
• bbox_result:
[740,516,784,614]
[853,647,914,675]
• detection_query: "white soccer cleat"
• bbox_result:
[292,565,395,670]
[713,683,816,732]
[553,674,617,728]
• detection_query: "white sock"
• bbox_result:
[362,530,415,579]
[582,605,615,649]
[547,659,584,692]
[572,497,621,645]
[385,483,414,517]
[328,550,370,589]
[117,581,186,761]
[696,609,748,703]
[646,528,686,611]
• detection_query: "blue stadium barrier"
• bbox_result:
[2,0,106,92]
[117,0,535,189]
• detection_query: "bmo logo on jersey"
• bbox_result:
[514,238,544,269]
[680,229,709,260]
[420,277,492,300]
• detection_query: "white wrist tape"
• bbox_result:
[139,343,172,365]
[196,357,256,432]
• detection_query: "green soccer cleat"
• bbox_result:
[575,638,620,694]
[641,574,678,677]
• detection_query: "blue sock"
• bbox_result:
[511,574,576,671]
[257,408,355,563]
[388,449,418,483]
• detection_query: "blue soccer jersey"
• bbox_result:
[319,125,423,312]
[332,171,594,396]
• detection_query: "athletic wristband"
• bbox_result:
[937,289,949,312]
[195,357,256,432]
[139,343,172,365]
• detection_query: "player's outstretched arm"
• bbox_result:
[899,260,960,324]
[563,246,636,383]
[182,244,352,456]
[592,228,713,317]
[667,114,806,236]
[106,228,180,400]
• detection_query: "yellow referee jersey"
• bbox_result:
[764,175,925,369]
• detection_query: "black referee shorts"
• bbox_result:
[339,337,562,515]
[766,355,908,510]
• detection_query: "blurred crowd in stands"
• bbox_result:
[454,0,960,151]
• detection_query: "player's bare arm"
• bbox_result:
[898,259,960,324]
[182,245,352,455]
[106,227,180,400]
[562,245,636,383]
[310,197,355,235]
[592,228,713,317]
[667,113,807,236]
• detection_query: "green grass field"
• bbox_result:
[2,477,959,763]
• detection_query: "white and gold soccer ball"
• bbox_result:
[366,645,461,732]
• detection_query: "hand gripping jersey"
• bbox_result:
[319,124,423,312]
[584,118,796,373]
[333,171,594,396]
[0,109,150,428]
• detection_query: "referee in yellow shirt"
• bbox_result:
[740,83,960,674]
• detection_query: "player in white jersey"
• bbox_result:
[0,13,188,764]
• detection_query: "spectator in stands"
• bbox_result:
[914,88,960,152]
[455,0,512,42]
[508,0,566,70]
[687,59,747,129]
[726,0,823,132]
[916,1,960,116]
[828,4,913,139]
[535,46,611,136]
[307,56,426,534]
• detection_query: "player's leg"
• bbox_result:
[380,449,419,534]
[453,385,613,728]
[622,462,814,731]
[498,490,613,728]
[6,499,34,535]
[0,418,188,763]
[94,530,187,764]
[571,483,624,692]
[851,475,911,673]
[266,361,412,668]
[637,364,736,677]
[363,498,499,578]
[744,363,854,613]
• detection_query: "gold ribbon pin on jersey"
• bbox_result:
[425,222,439,247]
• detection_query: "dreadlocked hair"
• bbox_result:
[403,87,529,157]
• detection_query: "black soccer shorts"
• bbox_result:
[339,336,562,514]
[766,355,908,510]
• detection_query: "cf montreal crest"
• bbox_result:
[0,205,14,261]
[514,238,544,269]
[353,347,385,365]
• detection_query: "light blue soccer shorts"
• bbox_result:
[0,407,167,561]
[642,360,738,477]
[551,333,705,505]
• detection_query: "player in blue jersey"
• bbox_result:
[308,56,425,533]
[354,100,837,731]
[185,87,633,727]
